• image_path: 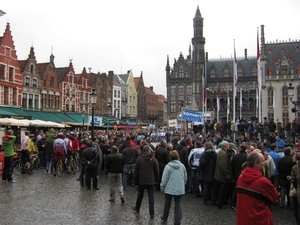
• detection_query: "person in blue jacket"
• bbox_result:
[160,150,187,225]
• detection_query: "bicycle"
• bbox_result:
[56,155,64,177]
[68,155,78,174]
[30,152,40,171]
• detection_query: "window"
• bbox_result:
[4,87,9,105]
[55,95,60,109]
[186,85,192,94]
[34,95,39,109]
[85,93,89,102]
[238,67,243,77]
[268,110,274,121]
[80,92,83,101]
[179,66,184,78]
[28,94,33,109]
[114,90,116,97]
[282,109,289,126]
[30,65,34,74]
[42,93,46,107]
[223,68,229,78]
[9,67,14,82]
[25,77,30,86]
[178,85,184,94]
[114,100,116,108]
[171,85,176,95]
[267,88,273,107]
[71,101,75,112]
[12,88,17,105]
[281,65,288,75]
[32,79,37,88]
[72,87,76,97]
[50,77,54,87]
[282,86,288,107]
[118,91,120,98]
[0,64,5,80]
[66,100,70,111]
[66,86,70,97]
[22,93,27,108]
[48,94,53,108]
[251,65,257,76]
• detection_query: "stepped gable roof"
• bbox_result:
[36,62,49,78]
[134,77,140,89]
[56,67,68,82]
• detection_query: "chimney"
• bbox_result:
[244,49,248,62]
[150,86,153,91]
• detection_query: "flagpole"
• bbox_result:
[240,88,242,120]
[217,82,220,123]
[233,39,237,123]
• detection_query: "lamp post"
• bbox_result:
[90,88,97,139]
[81,110,85,129]
[287,83,300,117]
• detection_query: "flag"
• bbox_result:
[257,29,262,93]
[227,89,230,115]
[136,123,140,132]
[273,94,275,108]
[240,89,243,108]
[217,83,220,112]
[233,41,238,97]
[256,88,259,108]
[114,124,117,130]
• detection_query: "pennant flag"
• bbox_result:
[136,123,140,132]
[217,83,220,112]
[233,41,238,98]
[257,29,262,93]
[114,124,117,130]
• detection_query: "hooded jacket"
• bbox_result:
[134,152,159,186]
[236,167,278,225]
[3,134,16,157]
[160,160,187,195]
[200,148,217,183]
[46,128,56,144]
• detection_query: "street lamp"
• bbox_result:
[81,110,85,129]
[90,88,97,139]
[287,83,299,116]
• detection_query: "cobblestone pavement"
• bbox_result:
[0,170,296,225]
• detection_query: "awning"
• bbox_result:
[0,107,32,119]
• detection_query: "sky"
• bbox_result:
[1,0,300,96]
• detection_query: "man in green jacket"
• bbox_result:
[214,141,234,209]
[2,129,16,183]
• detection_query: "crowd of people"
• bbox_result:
[2,118,300,224]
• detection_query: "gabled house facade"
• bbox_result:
[19,46,40,110]
[0,23,22,107]
[134,72,147,124]
[145,86,158,125]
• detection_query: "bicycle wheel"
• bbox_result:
[12,160,21,175]
[71,160,77,174]
[14,159,22,172]
[34,157,41,170]
[56,160,63,177]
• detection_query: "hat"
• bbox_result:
[29,134,35,137]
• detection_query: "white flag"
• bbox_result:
[240,89,243,108]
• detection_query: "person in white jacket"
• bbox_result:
[160,150,187,225]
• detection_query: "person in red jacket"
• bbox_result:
[236,152,278,225]
[67,131,80,158]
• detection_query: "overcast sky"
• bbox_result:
[1,0,300,96]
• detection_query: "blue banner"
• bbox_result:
[182,110,202,123]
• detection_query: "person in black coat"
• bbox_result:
[278,147,295,208]
[82,140,99,190]
[200,141,217,205]
[155,140,169,191]
[230,143,248,210]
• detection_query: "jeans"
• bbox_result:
[123,163,135,191]
[135,185,155,215]
[280,184,291,206]
[162,194,182,225]
[191,169,201,196]
[46,154,54,173]
[108,173,124,200]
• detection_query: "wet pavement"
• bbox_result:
[0,169,296,225]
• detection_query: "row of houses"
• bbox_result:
[0,23,167,128]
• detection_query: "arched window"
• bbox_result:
[72,86,76,97]
[30,64,34,74]
[66,99,70,111]
[66,85,70,97]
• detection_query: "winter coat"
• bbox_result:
[46,128,56,144]
[236,167,279,225]
[175,144,189,169]
[82,146,98,169]
[231,151,247,181]
[263,120,270,135]
[3,134,16,157]
[105,152,124,173]
[214,148,234,183]
[134,152,159,185]
[278,155,294,186]
[200,148,217,183]
[291,162,300,203]
[160,160,187,195]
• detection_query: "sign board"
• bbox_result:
[182,110,202,123]
[168,119,178,128]
[127,121,137,126]
[88,116,102,127]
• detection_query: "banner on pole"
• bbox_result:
[182,110,202,123]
